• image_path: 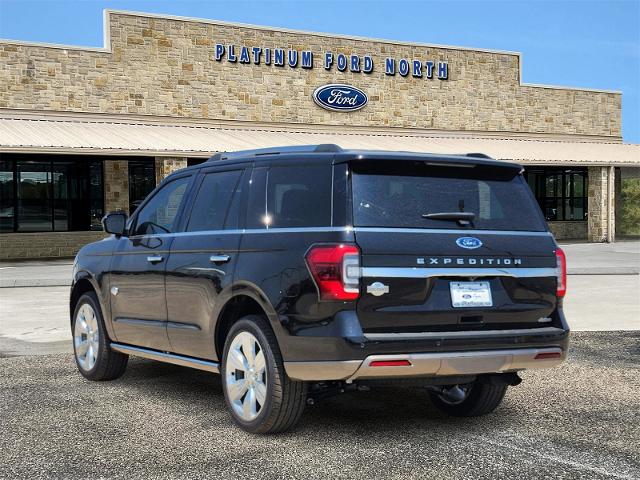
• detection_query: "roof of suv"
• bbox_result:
[173,144,523,177]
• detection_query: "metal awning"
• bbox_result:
[1,112,638,166]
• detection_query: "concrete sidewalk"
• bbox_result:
[0,259,73,288]
[1,240,638,288]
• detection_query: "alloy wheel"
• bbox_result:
[225,331,267,421]
[74,303,100,371]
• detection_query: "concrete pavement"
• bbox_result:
[0,259,72,287]
[558,240,640,275]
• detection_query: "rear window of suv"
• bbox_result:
[351,161,546,231]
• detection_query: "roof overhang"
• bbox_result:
[0,110,638,167]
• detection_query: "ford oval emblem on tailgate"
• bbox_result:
[313,84,368,112]
[456,237,483,249]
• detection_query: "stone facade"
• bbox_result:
[155,157,188,184]
[0,232,107,260]
[104,159,130,213]
[548,222,588,241]
[0,11,621,138]
[0,11,626,257]
[588,166,615,242]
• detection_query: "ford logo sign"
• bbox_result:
[456,237,483,249]
[312,84,368,112]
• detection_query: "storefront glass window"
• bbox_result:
[0,161,15,232]
[525,167,588,221]
[0,155,105,232]
[128,160,156,214]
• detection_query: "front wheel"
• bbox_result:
[221,315,307,434]
[72,292,128,381]
[428,382,508,417]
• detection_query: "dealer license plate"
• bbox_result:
[450,281,493,308]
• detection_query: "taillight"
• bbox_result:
[555,247,567,297]
[305,244,360,301]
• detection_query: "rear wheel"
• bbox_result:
[221,315,307,434]
[72,292,128,381]
[428,382,508,417]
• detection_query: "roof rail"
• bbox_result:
[207,144,342,162]
[465,152,493,159]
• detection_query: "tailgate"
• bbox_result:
[355,229,558,333]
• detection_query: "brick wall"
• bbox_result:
[0,11,621,138]
[0,232,107,260]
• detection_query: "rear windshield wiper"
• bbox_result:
[421,212,475,226]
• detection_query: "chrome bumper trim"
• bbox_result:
[284,347,565,382]
[284,360,362,382]
[110,343,220,373]
[361,267,558,279]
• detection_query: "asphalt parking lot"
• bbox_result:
[1,332,638,480]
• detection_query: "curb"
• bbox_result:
[0,280,71,288]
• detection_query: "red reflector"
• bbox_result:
[534,352,562,360]
[369,360,412,367]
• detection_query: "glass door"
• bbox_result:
[17,162,52,232]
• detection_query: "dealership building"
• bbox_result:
[0,10,638,259]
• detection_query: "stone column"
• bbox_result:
[104,160,130,214]
[155,157,188,184]
[587,166,615,243]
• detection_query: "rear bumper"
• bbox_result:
[284,346,566,382]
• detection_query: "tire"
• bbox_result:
[221,315,307,434]
[429,382,508,417]
[72,292,128,381]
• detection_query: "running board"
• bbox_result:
[110,343,220,373]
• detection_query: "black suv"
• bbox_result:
[70,145,569,433]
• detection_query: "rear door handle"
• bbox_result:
[210,254,230,263]
[147,255,164,264]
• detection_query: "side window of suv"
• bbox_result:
[186,170,243,231]
[266,165,332,228]
[132,176,190,236]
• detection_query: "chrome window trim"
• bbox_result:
[124,226,551,240]
[126,226,353,240]
[353,227,552,237]
[361,267,558,278]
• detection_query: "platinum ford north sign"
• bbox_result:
[313,84,368,112]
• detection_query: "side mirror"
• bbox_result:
[102,212,128,236]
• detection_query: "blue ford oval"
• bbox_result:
[456,236,483,249]
[312,84,368,112]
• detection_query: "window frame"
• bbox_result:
[127,173,194,237]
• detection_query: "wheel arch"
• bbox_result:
[70,278,96,322]
[214,285,282,360]
[70,273,117,341]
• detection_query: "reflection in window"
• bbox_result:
[0,161,14,232]
[128,160,156,214]
[17,162,52,232]
[133,176,190,236]
[525,167,588,221]
[0,156,105,232]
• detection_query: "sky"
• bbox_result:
[0,0,638,142]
